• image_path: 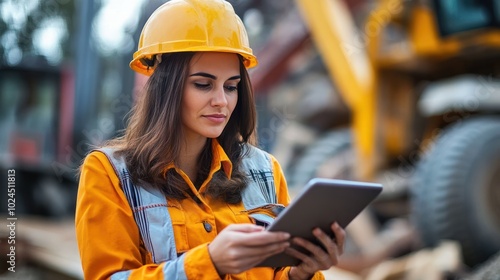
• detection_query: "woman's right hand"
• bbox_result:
[208,224,290,275]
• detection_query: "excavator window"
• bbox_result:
[433,0,500,36]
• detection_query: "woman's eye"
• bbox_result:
[194,83,211,90]
[224,85,238,92]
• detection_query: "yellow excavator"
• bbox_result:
[278,0,500,268]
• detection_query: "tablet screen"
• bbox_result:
[257,178,383,267]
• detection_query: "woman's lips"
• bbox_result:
[203,114,226,123]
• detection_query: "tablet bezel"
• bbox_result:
[257,178,383,267]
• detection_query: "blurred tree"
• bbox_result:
[0,0,74,66]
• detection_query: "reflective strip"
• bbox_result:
[250,213,276,228]
[241,145,278,209]
[163,253,188,280]
[108,255,188,280]
[110,270,131,280]
[97,148,178,263]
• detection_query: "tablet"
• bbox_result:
[257,178,383,267]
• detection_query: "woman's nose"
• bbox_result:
[211,87,228,107]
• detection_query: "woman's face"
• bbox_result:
[182,52,240,142]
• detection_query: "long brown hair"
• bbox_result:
[109,52,257,203]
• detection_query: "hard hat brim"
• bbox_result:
[130,46,258,76]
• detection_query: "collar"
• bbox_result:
[162,139,233,179]
[211,139,233,178]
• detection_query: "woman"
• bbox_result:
[75,0,345,279]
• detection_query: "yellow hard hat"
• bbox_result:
[130,0,258,75]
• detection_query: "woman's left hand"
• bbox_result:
[286,222,345,280]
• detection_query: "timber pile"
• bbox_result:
[0,216,83,279]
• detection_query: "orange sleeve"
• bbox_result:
[75,151,156,279]
[274,267,325,279]
[76,152,221,280]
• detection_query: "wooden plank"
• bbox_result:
[0,216,83,279]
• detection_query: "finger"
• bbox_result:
[312,228,339,266]
[293,236,333,268]
[312,227,336,251]
[284,246,319,270]
[331,223,345,255]
[292,237,328,260]
[238,241,290,258]
[237,248,288,269]
[221,242,290,271]
[225,223,265,233]
[210,240,289,272]
[236,230,291,246]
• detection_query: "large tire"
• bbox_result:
[286,129,351,189]
[411,116,500,267]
